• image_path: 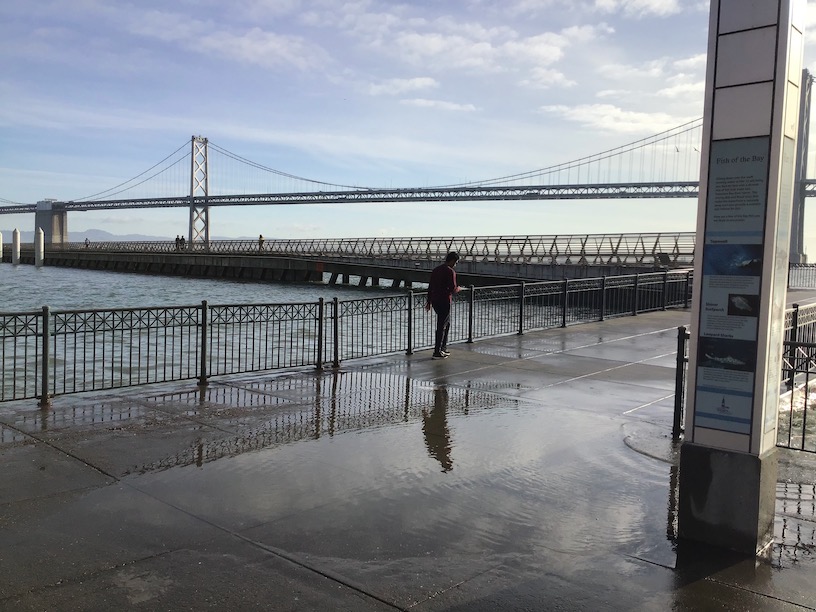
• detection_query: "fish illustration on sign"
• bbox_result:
[705,353,747,367]
[730,295,754,313]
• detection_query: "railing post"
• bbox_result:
[467,285,475,343]
[198,300,208,386]
[632,274,640,316]
[406,291,414,355]
[518,281,525,335]
[661,270,669,310]
[600,276,607,322]
[332,297,340,368]
[791,303,801,342]
[684,271,691,309]
[561,279,568,328]
[317,298,324,368]
[673,325,689,441]
[787,303,800,388]
[39,306,51,408]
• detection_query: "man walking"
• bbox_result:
[426,252,461,359]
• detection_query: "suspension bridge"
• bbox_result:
[1,75,814,265]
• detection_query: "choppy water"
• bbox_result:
[0,263,399,312]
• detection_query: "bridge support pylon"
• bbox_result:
[34,199,68,246]
[188,136,210,251]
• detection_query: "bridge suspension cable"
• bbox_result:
[71,140,191,202]
[435,118,704,188]
[207,142,374,191]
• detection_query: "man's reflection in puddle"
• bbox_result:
[423,386,453,472]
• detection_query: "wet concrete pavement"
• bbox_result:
[2,307,816,610]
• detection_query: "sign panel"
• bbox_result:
[695,136,770,435]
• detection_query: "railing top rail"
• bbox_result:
[783,340,816,348]
[41,232,698,261]
[208,300,320,309]
[50,304,204,315]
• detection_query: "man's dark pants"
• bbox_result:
[432,300,451,354]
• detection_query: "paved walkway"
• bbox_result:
[1,306,816,611]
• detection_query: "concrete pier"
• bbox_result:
[11,229,20,264]
[2,248,674,287]
[1,306,815,609]
[34,228,44,267]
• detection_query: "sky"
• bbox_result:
[2,0,816,245]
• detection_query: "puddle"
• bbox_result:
[0,423,28,445]
[8,400,152,433]
[125,371,519,476]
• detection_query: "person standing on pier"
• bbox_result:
[426,251,461,359]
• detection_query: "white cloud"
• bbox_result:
[594,0,681,17]
[198,27,329,71]
[672,53,706,72]
[521,68,576,89]
[596,89,629,98]
[391,32,498,70]
[502,33,568,65]
[540,103,690,133]
[599,59,666,80]
[127,11,330,71]
[368,77,439,95]
[656,80,704,99]
[401,98,478,112]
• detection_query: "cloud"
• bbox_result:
[672,53,706,72]
[656,80,704,99]
[502,33,568,65]
[521,68,576,89]
[540,103,690,133]
[595,89,629,99]
[127,10,330,71]
[599,59,666,80]
[400,98,478,112]
[304,2,609,81]
[198,27,329,71]
[594,0,681,17]
[368,77,439,96]
[391,32,498,70]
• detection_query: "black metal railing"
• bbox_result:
[1,270,692,406]
[673,302,816,451]
[789,263,816,289]
[779,341,816,452]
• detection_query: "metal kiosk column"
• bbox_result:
[679,0,806,555]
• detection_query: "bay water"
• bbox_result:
[0,263,402,313]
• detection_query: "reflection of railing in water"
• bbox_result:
[124,371,510,475]
[666,465,816,563]
[2,270,692,405]
[774,482,816,567]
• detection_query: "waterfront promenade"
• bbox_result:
[2,305,816,610]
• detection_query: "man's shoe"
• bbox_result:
[432,352,448,359]
[440,350,451,356]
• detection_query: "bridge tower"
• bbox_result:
[188,136,209,250]
[34,199,68,245]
